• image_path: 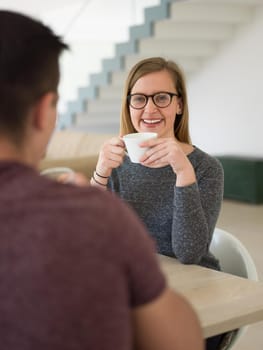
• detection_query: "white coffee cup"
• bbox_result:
[123,132,157,163]
[40,167,75,182]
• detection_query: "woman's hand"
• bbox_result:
[57,172,90,186]
[95,136,126,178]
[139,137,196,187]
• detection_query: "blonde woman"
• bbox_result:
[90,56,225,350]
[93,57,224,272]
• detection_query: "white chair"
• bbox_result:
[210,228,258,349]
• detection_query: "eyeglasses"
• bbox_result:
[127,92,179,109]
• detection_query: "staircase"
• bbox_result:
[60,0,263,133]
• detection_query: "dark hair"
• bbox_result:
[0,10,68,144]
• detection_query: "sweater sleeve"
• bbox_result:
[171,157,224,264]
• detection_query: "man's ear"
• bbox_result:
[32,92,57,130]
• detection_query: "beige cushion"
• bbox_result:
[46,131,114,159]
[40,130,115,180]
[39,155,98,180]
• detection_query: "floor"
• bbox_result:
[217,199,263,349]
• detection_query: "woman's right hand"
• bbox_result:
[95,136,126,178]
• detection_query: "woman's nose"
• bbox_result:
[144,97,157,111]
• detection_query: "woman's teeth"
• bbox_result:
[143,119,161,124]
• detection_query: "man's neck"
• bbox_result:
[0,139,34,167]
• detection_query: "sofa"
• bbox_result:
[39,130,115,179]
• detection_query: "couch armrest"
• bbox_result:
[39,155,98,180]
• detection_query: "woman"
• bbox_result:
[91,57,224,272]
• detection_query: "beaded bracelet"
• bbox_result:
[92,176,107,187]
[95,170,109,179]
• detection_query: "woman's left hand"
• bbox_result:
[57,172,90,186]
[139,137,196,186]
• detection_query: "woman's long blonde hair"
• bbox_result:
[119,57,191,144]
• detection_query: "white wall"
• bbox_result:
[188,7,263,157]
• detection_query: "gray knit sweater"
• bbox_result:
[108,147,224,270]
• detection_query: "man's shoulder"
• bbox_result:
[40,179,122,214]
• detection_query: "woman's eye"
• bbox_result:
[134,96,145,102]
[156,94,169,103]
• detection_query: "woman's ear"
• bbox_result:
[176,98,183,115]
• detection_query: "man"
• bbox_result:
[0,10,204,350]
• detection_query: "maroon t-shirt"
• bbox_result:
[0,162,166,350]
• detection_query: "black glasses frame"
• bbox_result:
[127,91,179,109]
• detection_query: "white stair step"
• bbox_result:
[110,71,127,87]
[154,20,235,40]
[170,1,253,23]
[85,99,121,114]
[190,0,262,5]
[138,38,217,58]
[98,85,123,99]
[75,113,119,134]
[76,113,118,124]
[74,123,119,134]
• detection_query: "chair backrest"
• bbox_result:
[210,228,258,281]
[210,228,258,350]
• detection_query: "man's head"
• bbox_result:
[0,10,68,149]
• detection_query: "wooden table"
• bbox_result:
[159,255,263,338]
